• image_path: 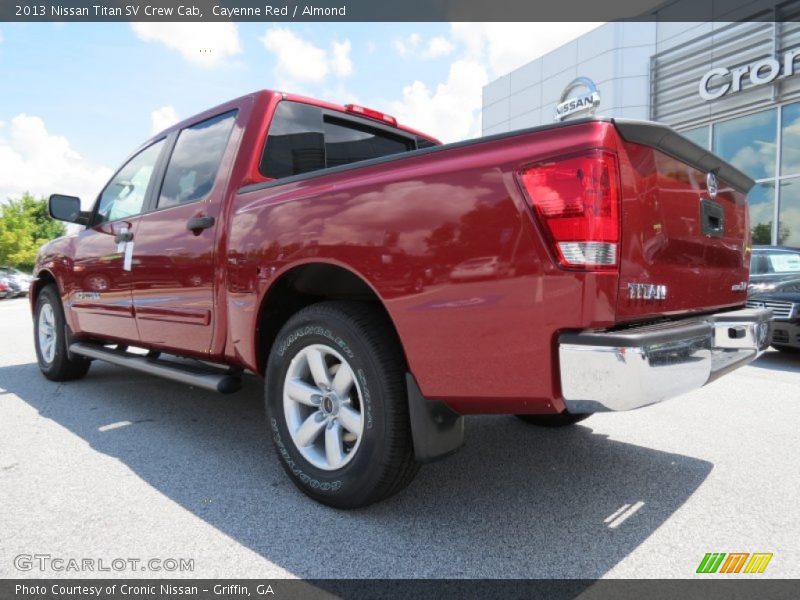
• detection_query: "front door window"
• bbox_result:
[95,140,165,224]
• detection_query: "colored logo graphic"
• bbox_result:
[696,552,773,574]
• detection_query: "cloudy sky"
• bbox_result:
[0,22,599,204]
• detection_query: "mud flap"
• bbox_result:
[406,373,464,463]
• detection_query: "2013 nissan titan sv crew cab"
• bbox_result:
[33,90,771,508]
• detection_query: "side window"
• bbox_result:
[323,117,414,167]
[95,140,165,224]
[158,111,237,209]
[260,102,325,179]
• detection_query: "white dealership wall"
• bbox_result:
[482,22,656,133]
[482,20,800,132]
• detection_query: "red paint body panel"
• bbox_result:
[33,90,750,415]
[65,219,142,342]
[614,141,750,321]
[228,121,623,413]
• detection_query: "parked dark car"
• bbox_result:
[0,278,10,299]
[746,246,800,352]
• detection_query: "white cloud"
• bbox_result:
[321,83,361,107]
[130,23,242,68]
[391,59,488,143]
[0,30,4,44]
[261,28,328,83]
[393,33,453,60]
[331,40,353,77]
[423,36,454,59]
[450,22,601,77]
[393,33,421,57]
[261,28,354,87]
[389,22,601,143]
[0,114,112,207]
[150,105,180,134]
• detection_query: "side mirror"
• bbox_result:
[49,194,89,225]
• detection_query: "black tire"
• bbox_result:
[516,412,592,427]
[772,344,800,354]
[265,301,419,509]
[34,285,91,381]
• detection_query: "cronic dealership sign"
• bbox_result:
[554,77,600,121]
[699,47,800,100]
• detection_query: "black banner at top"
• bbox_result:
[0,0,799,22]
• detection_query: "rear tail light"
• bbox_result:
[519,150,621,270]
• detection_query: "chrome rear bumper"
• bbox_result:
[559,308,772,413]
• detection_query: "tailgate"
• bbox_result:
[612,120,755,322]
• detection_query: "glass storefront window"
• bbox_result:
[779,178,800,247]
[781,102,800,177]
[675,104,799,246]
[748,182,776,245]
[681,126,709,148]
[713,109,777,181]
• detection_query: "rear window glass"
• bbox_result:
[260,101,418,179]
[260,102,325,179]
[323,117,413,168]
[416,136,437,149]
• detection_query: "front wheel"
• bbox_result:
[516,412,592,427]
[34,285,91,381]
[265,301,419,508]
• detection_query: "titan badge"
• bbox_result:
[74,292,101,301]
[627,282,668,301]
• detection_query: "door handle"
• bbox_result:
[186,216,215,233]
[114,230,134,244]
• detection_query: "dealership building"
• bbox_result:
[482,16,800,246]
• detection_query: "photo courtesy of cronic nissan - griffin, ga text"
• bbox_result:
[31,90,772,508]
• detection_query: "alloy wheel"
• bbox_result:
[38,302,57,364]
[282,344,365,471]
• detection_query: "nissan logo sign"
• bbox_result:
[554,77,600,121]
[699,47,800,101]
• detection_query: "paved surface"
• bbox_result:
[1,296,799,579]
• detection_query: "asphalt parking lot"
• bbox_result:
[1,295,799,579]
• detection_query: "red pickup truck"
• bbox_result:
[33,90,770,508]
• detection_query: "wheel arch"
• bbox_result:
[30,268,58,313]
[253,261,409,375]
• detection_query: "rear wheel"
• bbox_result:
[516,412,592,427]
[34,285,91,381]
[265,301,419,508]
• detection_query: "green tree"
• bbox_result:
[751,222,772,245]
[0,193,66,271]
[751,221,792,245]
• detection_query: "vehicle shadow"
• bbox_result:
[750,350,800,374]
[2,361,713,579]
